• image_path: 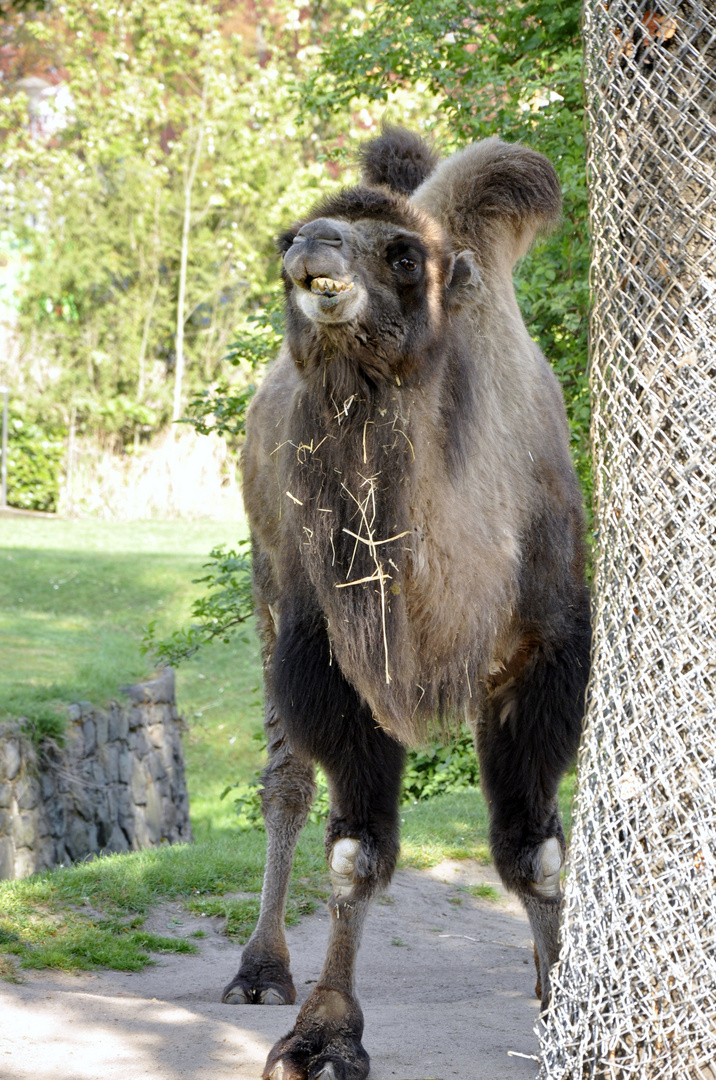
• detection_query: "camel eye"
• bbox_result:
[387,238,425,277]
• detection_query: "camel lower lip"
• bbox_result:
[316,293,345,307]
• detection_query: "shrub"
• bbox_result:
[225,729,480,830]
[5,412,66,513]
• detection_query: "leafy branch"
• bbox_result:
[181,298,284,440]
[142,540,253,666]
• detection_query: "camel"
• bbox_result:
[223,127,591,1080]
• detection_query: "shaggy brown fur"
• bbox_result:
[225,128,591,1080]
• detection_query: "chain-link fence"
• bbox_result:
[537,2,716,1077]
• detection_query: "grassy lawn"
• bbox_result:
[0,516,267,827]
[0,515,576,978]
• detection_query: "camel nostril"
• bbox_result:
[294,218,345,247]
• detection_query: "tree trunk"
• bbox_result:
[172,73,209,424]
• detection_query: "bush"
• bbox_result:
[225,729,480,830]
[5,412,66,513]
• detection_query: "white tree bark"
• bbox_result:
[172,72,209,424]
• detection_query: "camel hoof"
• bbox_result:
[222,965,296,1006]
[261,987,289,1005]
[533,837,562,898]
[314,1066,337,1080]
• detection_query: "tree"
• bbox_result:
[0,1,358,444]
[300,0,591,504]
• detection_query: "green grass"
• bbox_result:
[0,517,267,826]
[465,883,501,902]
[399,791,492,868]
[0,828,329,974]
[0,516,578,979]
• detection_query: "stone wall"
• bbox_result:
[0,668,193,880]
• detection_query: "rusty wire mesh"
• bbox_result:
[537,1,716,1077]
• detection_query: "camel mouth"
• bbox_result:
[295,276,366,325]
[309,276,354,298]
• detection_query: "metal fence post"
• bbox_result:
[0,387,8,510]
[537,2,716,1076]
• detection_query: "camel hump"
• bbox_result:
[359,124,440,196]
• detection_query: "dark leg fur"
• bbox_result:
[263,604,405,1080]
[223,694,316,1005]
[477,616,590,1009]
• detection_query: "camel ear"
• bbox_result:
[445,251,481,310]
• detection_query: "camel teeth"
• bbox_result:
[310,277,354,295]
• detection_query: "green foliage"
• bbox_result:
[183,896,261,942]
[466,883,500,901]
[143,540,254,666]
[0,915,198,973]
[0,825,330,975]
[402,729,479,802]
[301,0,592,508]
[5,409,66,512]
[224,728,481,831]
[183,300,285,442]
[0,2,358,442]
[0,518,252,745]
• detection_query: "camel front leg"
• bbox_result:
[263,700,405,1080]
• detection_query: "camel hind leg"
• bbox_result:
[477,618,590,1009]
[222,693,316,1005]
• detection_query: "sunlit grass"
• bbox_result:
[0,517,261,757]
[0,828,329,974]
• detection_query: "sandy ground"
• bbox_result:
[0,860,543,1080]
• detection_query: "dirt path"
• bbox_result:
[0,861,542,1080]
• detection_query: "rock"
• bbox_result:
[3,740,21,782]
[121,667,175,706]
[14,847,38,880]
[36,837,56,871]
[65,817,90,861]
[101,743,119,784]
[128,706,145,732]
[45,798,66,839]
[107,707,120,742]
[82,719,97,755]
[40,770,56,801]
[105,824,130,854]
[91,761,106,788]
[15,776,40,811]
[95,712,109,747]
[118,747,132,785]
[147,752,166,783]
[131,762,147,806]
[0,837,14,879]
[135,728,149,757]
[13,812,36,850]
[143,785,164,844]
[117,711,129,740]
[148,724,165,749]
[0,673,192,880]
